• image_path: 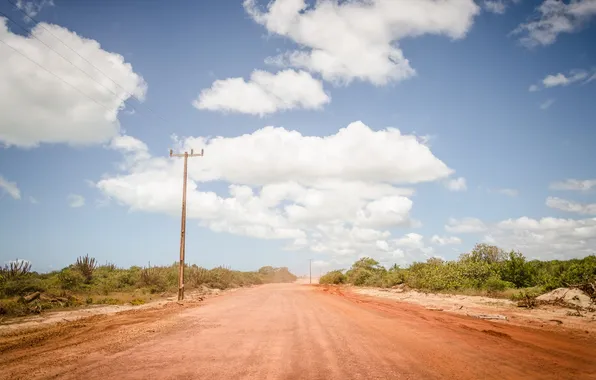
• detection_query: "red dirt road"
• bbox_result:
[2,284,596,379]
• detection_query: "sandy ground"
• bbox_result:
[1,284,595,380]
[353,287,596,333]
[0,288,230,333]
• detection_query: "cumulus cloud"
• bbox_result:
[97,121,452,263]
[445,217,487,233]
[431,235,462,245]
[0,175,21,200]
[550,179,596,191]
[444,177,467,191]
[15,0,54,22]
[67,194,85,208]
[244,0,479,86]
[546,196,596,215]
[194,70,330,116]
[544,70,590,87]
[529,69,594,91]
[0,18,146,148]
[493,216,596,260]
[513,0,596,47]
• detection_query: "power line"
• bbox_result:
[6,0,147,104]
[2,2,169,124]
[6,0,143,104]
[0,10,137,111]
[0,37,117,114]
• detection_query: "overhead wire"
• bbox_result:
[2,1,170,124]
[6,0,145,105]
[0,9,139,112]
[0,38,119,115]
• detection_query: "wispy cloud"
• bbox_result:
[540,99,555,110]
[15,0,54,22]
[550,179,596,191]
[67,194,85,208]
[0,175,21,200]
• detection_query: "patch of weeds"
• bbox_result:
[95,297,123,305]
[130,298,145,306]
[511,290,538,309]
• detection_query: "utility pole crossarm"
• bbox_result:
[169,148,204,301]
[169,149,204,158]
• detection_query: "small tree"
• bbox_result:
[500,251,533,288]
[461,243,506,265]
[75,254,97,284]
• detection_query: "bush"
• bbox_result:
[57,269,85,290]
[320,270,346,284]
[139,267,168,293]
[484,276,514,293]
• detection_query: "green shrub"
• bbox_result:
[0,299,29,316]
[320,270,346,284]
[484,276,514,293]
[95,297,122,305]
[138,267,168,292]
[57,269,85,290]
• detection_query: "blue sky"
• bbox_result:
[1,0,595,275]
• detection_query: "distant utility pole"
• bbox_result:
[170,148,204,301]
[309,259,312,284]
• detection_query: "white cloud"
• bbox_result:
[0,19,146,148]
[513,0,596,47]
[496,188,518,197]
[97,122,452,263]
[484,1,506,14]
[0,175,21,200]
[193,69,330,116]
[543,70,589,87]
[244,0,479,85]
[529,69,593,91]
[445,217,487,233]
[550,179,596,191]
[431,235,462,245]
[445,177,467,191]
[67,194,85,208]
[16,0,54,22]
[540,99,555,110]
[28,196,38,204]
[492,216,596,260]
[546,196,596,215]
[484,0,520,14]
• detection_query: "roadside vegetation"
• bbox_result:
[320,243,596,301]
[0,255,296,317]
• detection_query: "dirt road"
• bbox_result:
[2,284,595,380]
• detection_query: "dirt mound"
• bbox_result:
[536,288,593,308]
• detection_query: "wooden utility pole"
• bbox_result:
[170,148,204,301]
